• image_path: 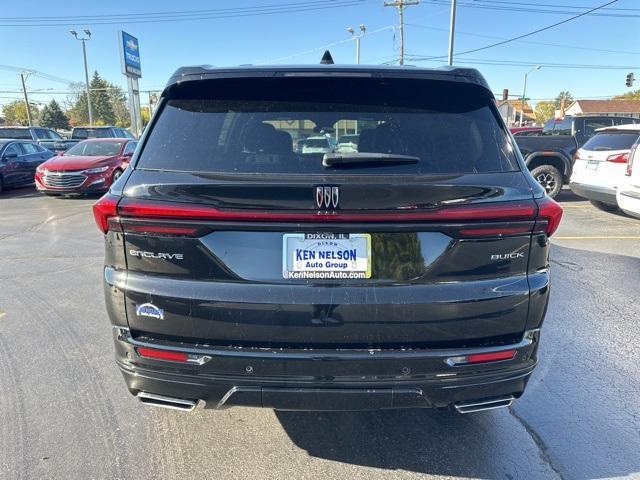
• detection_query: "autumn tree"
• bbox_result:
[534,100,556,125]
[1,100,39,126]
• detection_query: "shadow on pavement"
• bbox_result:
[0,186,42,199]
[555,188,584,203]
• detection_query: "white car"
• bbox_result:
[617,143,640,218]
[569,124,640,211]
[301,136,334,154]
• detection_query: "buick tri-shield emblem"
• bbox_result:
[316,186,339,209]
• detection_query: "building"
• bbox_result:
[565,99,640,118]
[496,99,535,126]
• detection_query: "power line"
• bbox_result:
[422,0,620,61]
[405,55,639,70]
[0,1,367,27]
[405,23,640,56]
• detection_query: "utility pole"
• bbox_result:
[447,0,457,66]
[384,0,419,65]
[19,72,33,127]
[519,66,541,127]
[70,29,93,126]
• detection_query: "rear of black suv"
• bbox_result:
[94,65,562,412]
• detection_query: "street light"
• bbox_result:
[70,28,93,126]
[347,24,366,64]
[520,65,541,127]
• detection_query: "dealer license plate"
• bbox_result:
[282,233,371,279]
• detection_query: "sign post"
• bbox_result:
[119,31,143,138]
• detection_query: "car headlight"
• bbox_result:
[83,166,110,174]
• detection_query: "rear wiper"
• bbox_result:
[322,152,419,168]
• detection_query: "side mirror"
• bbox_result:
[123,151,133,158]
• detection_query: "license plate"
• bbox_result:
[283,233,371,279]
[586,160,599,171]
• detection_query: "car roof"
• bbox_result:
[77,137,131,143]
[164,64,491,95]
[0,126,29,129]
[595,124,640,133]
[73,126,119,129]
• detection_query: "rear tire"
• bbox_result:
[0,176,3,194]
[590,200,618,212]
[530,165,563,199]
[111,169,123,185]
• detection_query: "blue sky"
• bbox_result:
[0,0,638,109]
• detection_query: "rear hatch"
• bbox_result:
[572,129,640,189]
[111,74,549,349]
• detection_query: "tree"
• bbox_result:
[534,100,556,125]
[67,71,118,125]
[40,99,70,130]
[614,89,640,100]
[555,91,574,109]
[1,100,39,126]
[107,85,130,127]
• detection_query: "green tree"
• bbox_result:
[40,99,70,130]
[1,100,39,126]
[68,71,117,125]
[614,89,640,100]
[534,100,556,125]
[108,85,130,128]
[554,91,574,109]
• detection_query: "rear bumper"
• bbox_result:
[617,188,640,218]
[113,327,539,411]
[570,181,617,205]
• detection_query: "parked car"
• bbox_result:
[616,141,640,218]
[301,136,335,154]
[336,134,360,152]
[0,139,54,193]
[569,124,640,211]
[71,126,135,140]
[0,126,76,153]
[35,138,136,195]
[93,64,562,413]
[509,127,542,137]
[514,115,640,198]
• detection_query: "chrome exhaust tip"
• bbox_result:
[137,392,198,412]
[454,395,515,414]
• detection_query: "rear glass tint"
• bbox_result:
[137,77,518,175]
[582,132,640,151]
[0,128,32,139]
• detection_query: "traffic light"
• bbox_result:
[626,72,635,88]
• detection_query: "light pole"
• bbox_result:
[520,66,541,126]
[70,29,93,126]
[347,24,366,64]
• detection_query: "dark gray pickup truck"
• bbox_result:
[516,115,640,198]
[0,126,76,153]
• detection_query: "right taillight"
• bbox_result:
[627,149,636,176]
[606,153,629,164]
[92,194,120,233]
[535,197,563,237]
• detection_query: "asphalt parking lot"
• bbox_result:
[0,187,639,480]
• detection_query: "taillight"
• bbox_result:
[606,153,629,164]
[447,349,517,365]
[627,149,635,176]
[92,194,119,233]
[535,197,563,237]
[573,150,581,161]
[136,347,188,362]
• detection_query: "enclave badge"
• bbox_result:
[315,186,339,209]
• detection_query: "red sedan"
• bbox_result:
[35,138,137,195]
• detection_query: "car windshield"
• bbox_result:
[65,141,122,156]
[542,117,572,135]
[137,77,518,175]
[0,128,31,139]
[582,131,640,151]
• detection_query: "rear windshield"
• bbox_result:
[72,128,112,139]
[137,77,518,175]
[582,131,640,151]
[543,117,572,135]
[0,128,31,139]
[65,141,123,156]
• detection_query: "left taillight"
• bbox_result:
[92,194,119,233]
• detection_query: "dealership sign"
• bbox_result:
[119,31,141,78]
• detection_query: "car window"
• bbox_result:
[0,128,32,139]
[20,142,39,154]
[65,141,124,156]
[34,129,48,140]
[583,118,614,137]
[543,117,572,135]
[2,143,22,156]
[123,142,137,155]
[582,131,640,151]
[137,77,519,175]
[47,130,63,140]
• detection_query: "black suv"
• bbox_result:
[94,64,563,413]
